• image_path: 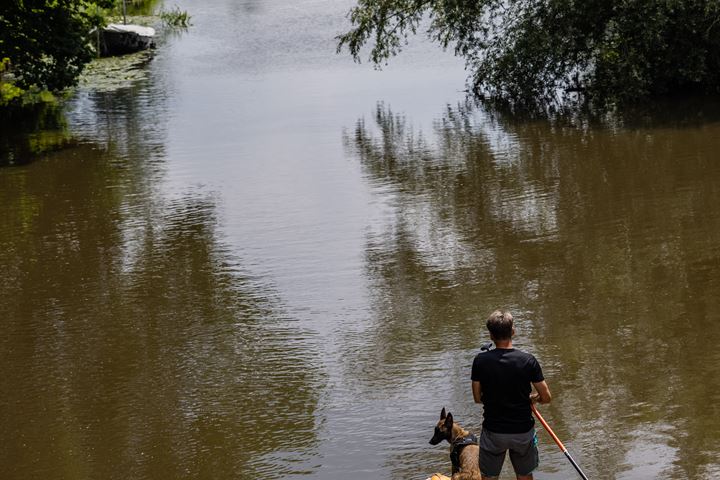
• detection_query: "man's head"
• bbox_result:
[486,310,514,341]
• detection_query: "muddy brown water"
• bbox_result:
[2,1,720,479]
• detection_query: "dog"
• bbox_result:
[428,408,481,480]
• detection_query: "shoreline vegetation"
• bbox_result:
[0,0,190,165]
[0,0,190,111]
[3,0,719,116]
[338,0,720,110]
[3,0,720,166]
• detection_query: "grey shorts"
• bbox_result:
[479,428,539,478]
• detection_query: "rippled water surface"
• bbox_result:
[3,1,720,479]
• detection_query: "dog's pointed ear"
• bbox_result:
[445,412,453,430]
[440,407,446,420]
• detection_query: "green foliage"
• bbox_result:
[160,6,192,28]
[1,57,60,107]
[1,58,24,105]
[0,82,23,105]
[338,0,720,106]
[0,0,114,93]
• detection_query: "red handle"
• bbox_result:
[531,403,590,480]
[531,403,567,453]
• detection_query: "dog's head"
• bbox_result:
[429,407,454,445]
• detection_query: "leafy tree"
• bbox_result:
[0,0,113,93]
[337,0,720,106]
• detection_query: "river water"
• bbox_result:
[2,1,720,479]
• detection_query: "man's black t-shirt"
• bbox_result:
[471,348,544,434]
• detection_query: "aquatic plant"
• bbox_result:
[159,6,191,28]
[79,50,153,92]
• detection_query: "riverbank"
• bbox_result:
[0,41,157,166]
[0,0,186,110]
[0,4,190,166]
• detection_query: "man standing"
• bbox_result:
[471,310,552,480]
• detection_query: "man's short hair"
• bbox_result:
[486,310,513,340]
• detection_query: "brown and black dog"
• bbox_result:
[429,408,481,480]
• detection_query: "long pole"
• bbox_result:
[531,403,590,480]
[122,0,127,24]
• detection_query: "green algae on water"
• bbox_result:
[79,50,154,93]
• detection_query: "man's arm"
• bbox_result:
[531,380,552,404]
[472,381,483,404]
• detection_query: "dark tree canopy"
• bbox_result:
[0,0,113,92]
[337,0,720,106]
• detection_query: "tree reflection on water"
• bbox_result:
[0,105,324,480]
[345,100,720,479]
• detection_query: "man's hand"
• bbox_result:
[531,380,552,404]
